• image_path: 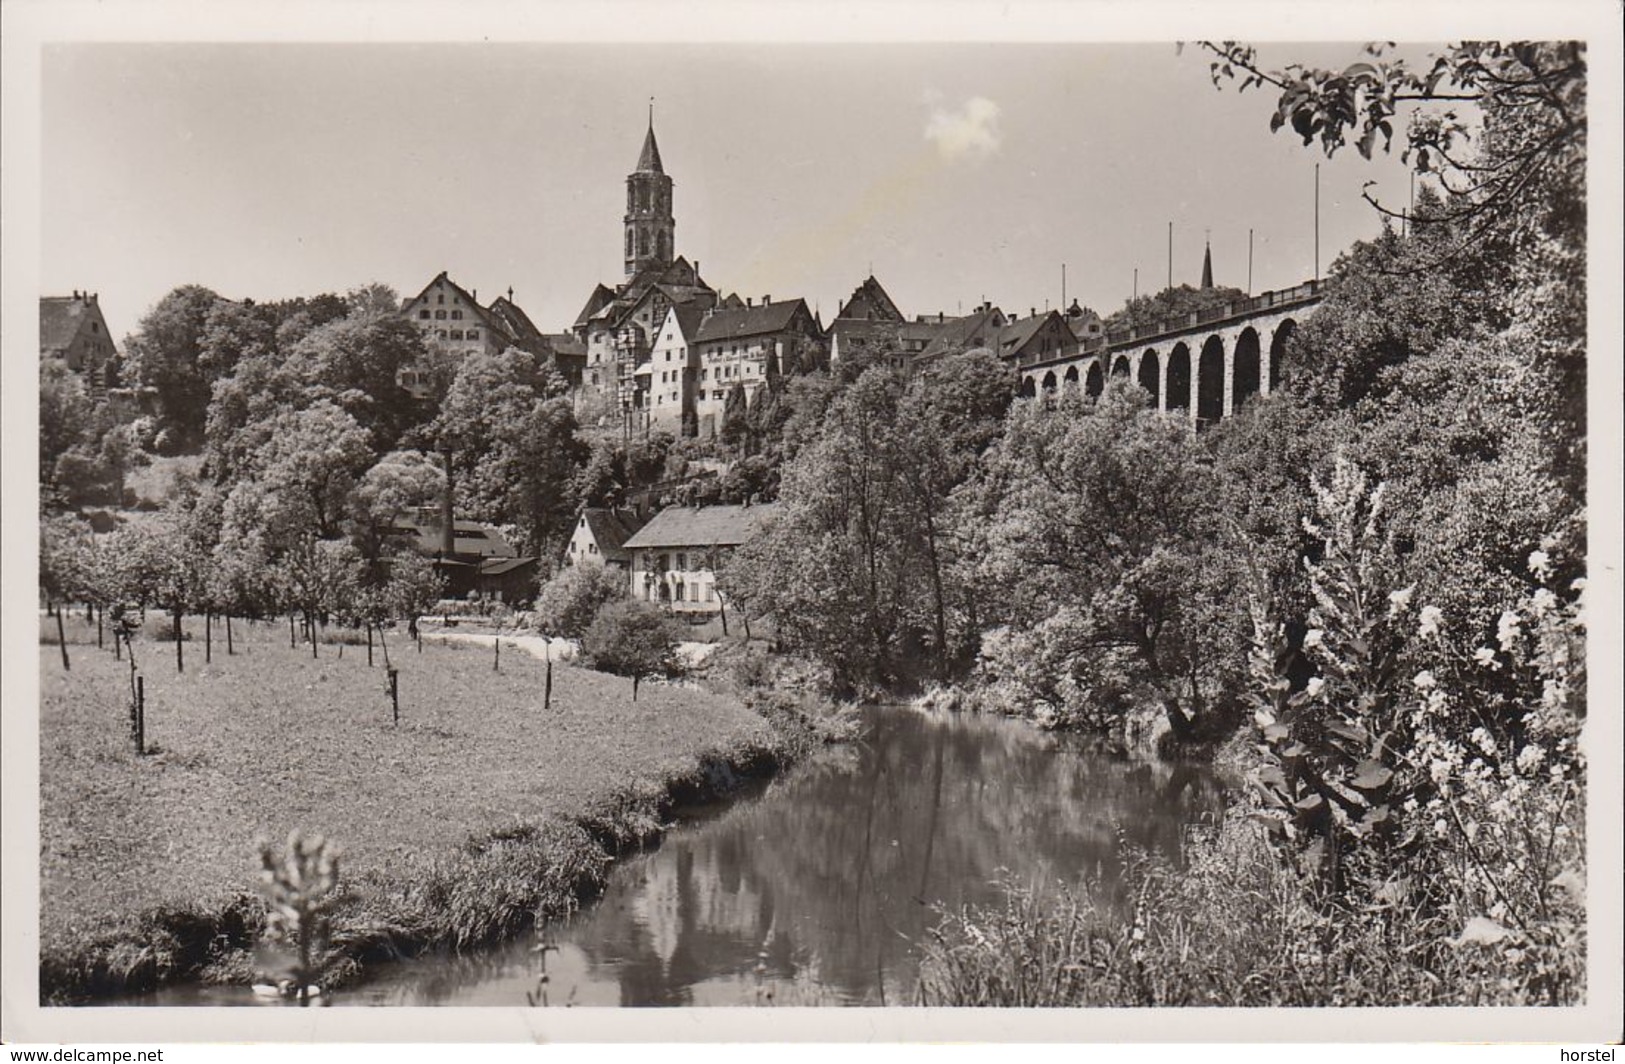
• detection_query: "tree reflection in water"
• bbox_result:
[341,707,1231,1007]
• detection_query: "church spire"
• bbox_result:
[636,99,664,174]
[625,103,675,277]
[1200,237,1214,290]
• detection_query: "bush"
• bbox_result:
[579,599,679,699]
[532,562,627,640]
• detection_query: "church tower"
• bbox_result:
[624,108,675,279]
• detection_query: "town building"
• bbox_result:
[691,299,824,438]
[994,309,1076,364]
[621,502,780,614]
[388,510,540,603]
[913,303,1008,366]
[826,275,954,371]
[40,291,118,391]
[1063,299,1106,344]
[645,303,708,434]
[564,507,646,568]
[397,273,568,398]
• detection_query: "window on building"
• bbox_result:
[588,543,597,554]
[437,330,448,339]
[451,310,463,320]
[437,294,444,304]
[436,310,446,320]
[419,310,431,320]
[450,330,463,340]
[676,552,687,570]
[468,330,479,339]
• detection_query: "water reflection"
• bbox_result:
[345,706,1230,1007]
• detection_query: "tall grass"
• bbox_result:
[919,811,1585,1007]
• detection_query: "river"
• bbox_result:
[127,704,1229,1007]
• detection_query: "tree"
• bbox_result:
[284,313,431,454]
[1195,41,1585,249]
[974,382,1246,743]
[533,562,627,640]
[1104,283,1249,333]
[580,599,678,700]
[122,285,224,449]
[433,348,587,559]
[347,450,445,566]
[719,383,750,451]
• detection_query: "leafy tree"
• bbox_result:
[432,348,586,561]
[347,449,445,566]
[719,382,749,451]
[284,313,430,453]
[974,382,1246,743]
[580,599,678,700]
[122,285,224,449]
[533,561,627,640]
[1104,283,1249,333]
[39,361,127,510]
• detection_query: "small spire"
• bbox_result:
[636,99,663,173]
[1200,236,1214,290]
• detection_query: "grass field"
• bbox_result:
[37,613,780,1002]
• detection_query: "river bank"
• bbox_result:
[38,616,824,1004]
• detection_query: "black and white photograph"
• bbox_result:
[3,0,1620,1049]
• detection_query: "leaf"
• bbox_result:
[1449,916,1515,947]
[1325,719,1368,746]
[1350,760,1393,790]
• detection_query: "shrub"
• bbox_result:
[532,562,627,640]
[579,599,678,700]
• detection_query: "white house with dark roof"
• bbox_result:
[620,503,780,613]
[691,299,824,438]
[397,272,562,397]
[564,507,646,569]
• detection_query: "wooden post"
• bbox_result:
[174,612,184,673]
[56,609,70,671]
[494,635,500,672]
[309,613,318,659]
[134,675,145,755]
[289,612,297,648]
[632,673,640,702]
[205,611,212,664]
[366,623,374,667]
[96,605,104,650]
[544,657,553,711]
[226,615,234,656]
[388,667,400,726]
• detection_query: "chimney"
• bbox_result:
[440,447,456,556]
[1030,307,1036,318]
[471,288,477,303]
[746,297,753,308]
[938,311,943,323]
[762,294,771,306]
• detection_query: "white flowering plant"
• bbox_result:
[1245,456,1586,1001]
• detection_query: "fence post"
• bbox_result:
[544,657,553,711]
[97,605,104,650]
[134,675,145,755]
[366,624,374,667]
[205,612,212,664]
[56,609,70,671]
[389,667,400,726]
[226,615,234,656]
[494,636,500,672]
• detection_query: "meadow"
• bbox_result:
[37,612,779,1002]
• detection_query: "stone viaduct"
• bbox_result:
[1013,280,1323,429]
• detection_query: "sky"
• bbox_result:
[41,41,1427,342]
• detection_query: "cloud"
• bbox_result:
[924,96,1001,162]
